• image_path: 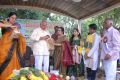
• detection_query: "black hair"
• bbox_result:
[58,27,64,34]
[54,26,59,33]
[88,32,90,35]
[54,26,59,29]
[8,12,17,18]
[89,24,97,30]
[70,28,81,45]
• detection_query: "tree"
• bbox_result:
[81,7,120,39]
[0,8,50,20]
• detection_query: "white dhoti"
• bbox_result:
[35,55,49,72]
[103,60,117,80]
[33,41,50,72]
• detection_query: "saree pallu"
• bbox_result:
[53,46,62,70]
[62,41,73,66]
[72,47,82,64]
[0,30,26,80]
[67,47,84,76]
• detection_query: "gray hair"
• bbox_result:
[105,18,113,25]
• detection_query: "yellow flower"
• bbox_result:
[77,46,82,54]
[6,73,15,79]
[29,74,43,80]
[86,34,94,43]
[86,48,90,54]
[40,71,49,80]
[20,76,27,80]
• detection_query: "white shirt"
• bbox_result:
[30,27,50,56]
[101,27,120,60]
[85,33,100,70]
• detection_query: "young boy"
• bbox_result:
[85,24,100,80]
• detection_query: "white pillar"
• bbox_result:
[77,20,83,33]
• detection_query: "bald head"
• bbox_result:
[40,20,47,30]
[103,18,113,29]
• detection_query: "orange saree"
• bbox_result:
[0,29,26,80]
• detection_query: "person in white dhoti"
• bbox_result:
[84,24,100,80]
[101,18,120,80]
[30,20,50,72]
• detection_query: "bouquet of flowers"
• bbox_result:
[77,46,83,54]
[47,38,55,50]
[77,41,84,54]
[85,34,94,54]
[7,67,63,80]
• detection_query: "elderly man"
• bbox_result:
[101,18,120,80]
[30,20,50,72]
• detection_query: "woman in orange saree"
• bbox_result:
[0,12,26,80]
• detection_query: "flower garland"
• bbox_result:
[85,34,94,54]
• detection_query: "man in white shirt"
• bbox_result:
[85,24,100,80]
[30,20,50,72]
[101,18,120,80]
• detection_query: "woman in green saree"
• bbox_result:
[67,28,84,77]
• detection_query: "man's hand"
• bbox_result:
[104,54,111,60]
[40,37,46,40]
[84,53,89,59]
[11,25,17,28]
[40,35,50,40]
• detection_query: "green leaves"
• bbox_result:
[0,9,50,20]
